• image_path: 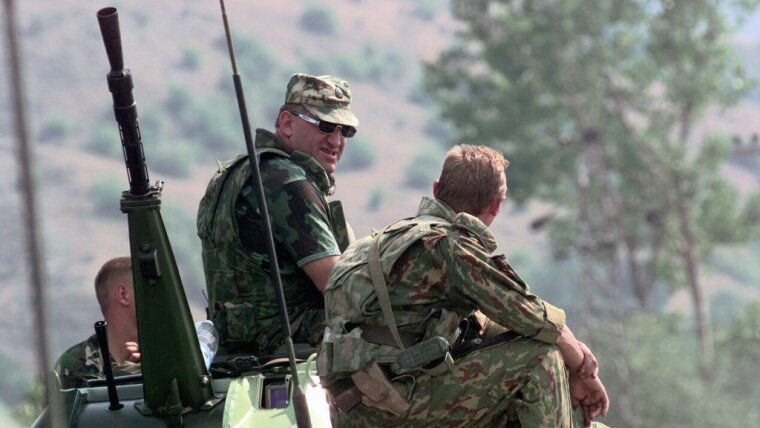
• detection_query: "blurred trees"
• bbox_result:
[426,0,760,426]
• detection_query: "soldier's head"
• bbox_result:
[94,256,135,322]
[275,73,359,174]
[433,145,509,226]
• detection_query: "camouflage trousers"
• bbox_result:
[334,337,603,428]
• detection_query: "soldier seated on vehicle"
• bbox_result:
[318,145,610,427]
[197,73,359,357]
[53,256,141,389]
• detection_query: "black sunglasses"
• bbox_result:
[296,113,357,138]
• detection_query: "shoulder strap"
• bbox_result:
[197,154,248,240]
[367,233,406,350]
[365,218,448,350]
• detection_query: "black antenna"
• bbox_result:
[94,321,123,411]
[217,1,312,427]
[2,0,62,426]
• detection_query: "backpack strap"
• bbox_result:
[367,232,406,350]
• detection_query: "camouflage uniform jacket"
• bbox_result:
[54,334,141,389]
[321,196,566,378]
[197,128,349,355]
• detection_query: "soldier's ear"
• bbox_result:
[278,110,295,138]
[115,283,130,307]
[432,179,440,198]
[487,196,503,217]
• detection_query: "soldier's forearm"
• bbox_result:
[556,325,584,374]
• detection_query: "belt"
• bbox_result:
[451,330,521,359]
[347,323,421,348]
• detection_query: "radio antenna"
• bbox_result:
[217,2,312,427]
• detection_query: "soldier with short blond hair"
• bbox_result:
[319,145,609,427]
[54,257,141,389]
[198,73,360,356]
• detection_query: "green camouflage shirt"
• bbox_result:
[53,334,141,389]
[198,129,349,355]
[322,197,566,377]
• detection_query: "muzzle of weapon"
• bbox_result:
[97,7,150,196]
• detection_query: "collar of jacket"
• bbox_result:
[254,128,335,193]
[415,196,498,253]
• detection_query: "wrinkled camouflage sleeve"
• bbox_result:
[266,179,340,267]
[53,335,104,389]
[441,233,565,343]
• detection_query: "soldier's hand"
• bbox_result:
[569,374,609,427]
[123,341,141,363]
[576,341,598,379]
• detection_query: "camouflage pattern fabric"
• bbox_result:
[53,334,141,389]
[324,197,565,350]
[322,197,581,427]
[285,73,359,127]
[197,129,348,356]
[336,338,575,427]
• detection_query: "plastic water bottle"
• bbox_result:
[195,320,219,370]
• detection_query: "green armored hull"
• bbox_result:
[35,356,331,427]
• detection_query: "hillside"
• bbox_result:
[0,0,466,377]
[1,0,760,417]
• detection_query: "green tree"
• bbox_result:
[426,0,760,423]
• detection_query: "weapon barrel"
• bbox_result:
[97,7,150,196]
[96,8,215,412]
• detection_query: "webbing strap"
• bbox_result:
[367,233,406,350]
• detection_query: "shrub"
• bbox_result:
[366,187,386,211]
[341,136,375,171]
[89,176,126,218]
[149,140,199,179]
[410,0,439,21]
[178,46,202,71]
[403,145,445,190]
[407,80,431,105]
[86,125,122,159]
[164,84,194,119]
[299,6,338,36]
[301,43,405,84]
[422,117,454,142]
[38,114,71,144]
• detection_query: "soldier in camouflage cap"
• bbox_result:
[319,145,610,427]
[197,73,359,356]
[54,257,141,389]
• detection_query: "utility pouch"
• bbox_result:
[397,336,452,375]
[219,302,257,343]
[330,328,372,374]
[327,378,363,414]
[350,362,410,417]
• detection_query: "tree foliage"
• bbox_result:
[426,0,760,425]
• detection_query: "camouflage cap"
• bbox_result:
[285,73,359,127]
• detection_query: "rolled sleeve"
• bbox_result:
[533,301,566,343]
